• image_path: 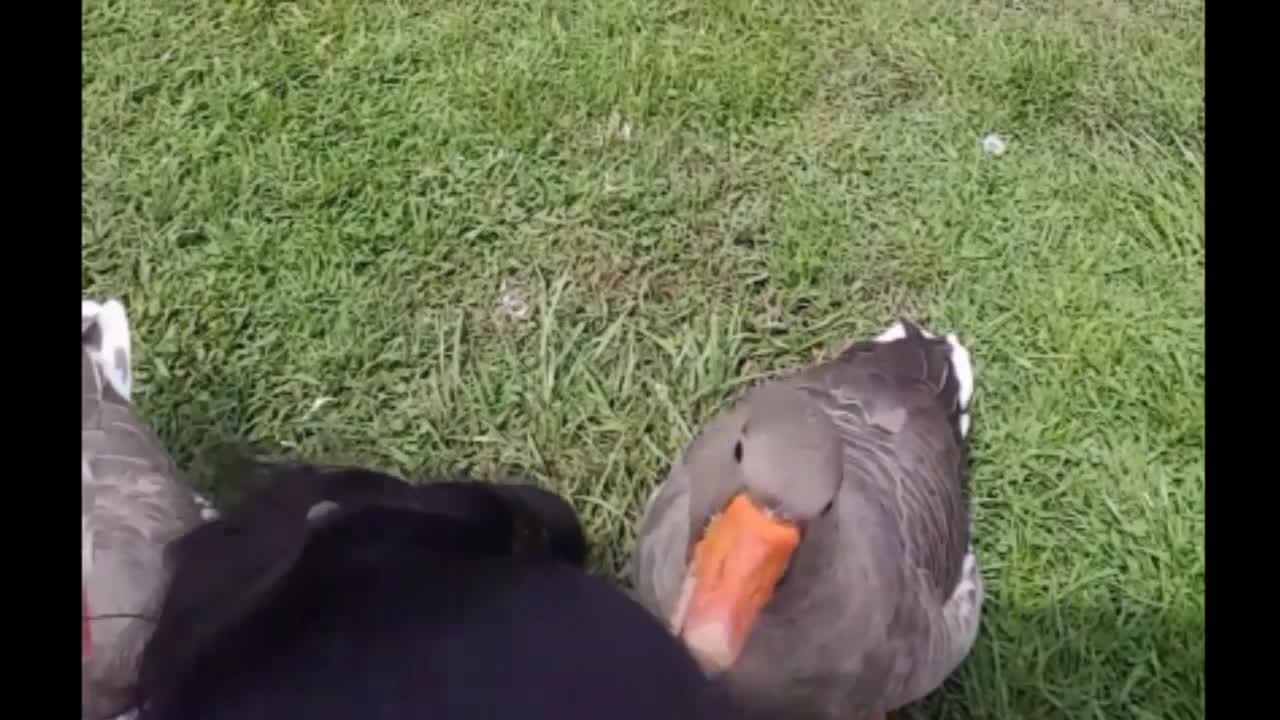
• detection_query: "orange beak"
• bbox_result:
[676,493,800,672]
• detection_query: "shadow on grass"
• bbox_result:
[918,599,1204,720]
[137,361,273,508]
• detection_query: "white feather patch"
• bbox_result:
[82,298,134,402]
[944,332,975,413]
[192,491,221,521]
[875,321,907,343]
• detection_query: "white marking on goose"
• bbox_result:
[944,333,975,412]
[875,321,906,343]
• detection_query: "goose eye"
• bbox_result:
[733,441,743,463]
[821,499,835,515]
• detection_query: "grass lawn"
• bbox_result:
[82,1,1204,717]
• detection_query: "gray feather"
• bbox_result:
[629,319,982,720]
[82,320,202,720]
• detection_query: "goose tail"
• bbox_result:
[873,318,976,439]
[81,298,134,403]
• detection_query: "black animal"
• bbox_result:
[132,462,739,720]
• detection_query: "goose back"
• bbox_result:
[82,303,202,720]
[793,319,972,602]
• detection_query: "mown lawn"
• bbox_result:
[82,1,1204,717]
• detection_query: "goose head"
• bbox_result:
[675,383,843,672]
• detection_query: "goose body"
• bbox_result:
[82,300,215,720]
[630,319,982,720]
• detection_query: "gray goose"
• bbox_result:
[82,299,216,720]
[629,319,982,720]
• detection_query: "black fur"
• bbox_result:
[135,462,736,720]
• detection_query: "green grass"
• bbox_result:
[82,0,1204,717]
